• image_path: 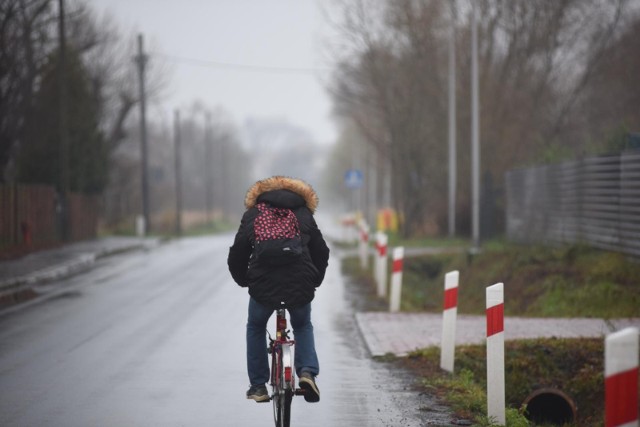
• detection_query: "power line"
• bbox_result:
[152,52,330,75]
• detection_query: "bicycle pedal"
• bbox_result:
[294,388,306,396]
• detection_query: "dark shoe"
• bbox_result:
[246,384,270,402]
[299,372,320,403]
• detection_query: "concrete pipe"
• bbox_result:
[523,388,577,425]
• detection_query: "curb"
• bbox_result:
[355,312,640,357]
[0,254,96,292]
[0,240,155,306]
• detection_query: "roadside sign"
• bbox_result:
[344,169,364,189]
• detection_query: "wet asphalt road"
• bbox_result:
[0,233,452,426]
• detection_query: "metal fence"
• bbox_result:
[506,151,640,257]
[0,184,98,255]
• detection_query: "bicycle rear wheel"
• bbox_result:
[274,388,292,427]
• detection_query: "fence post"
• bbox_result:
[605,327,639,427]
[389,246,404,312]
[486,282,505,425]
[358,219,370,269]
[375,232,388,297]
[440,270,459,373]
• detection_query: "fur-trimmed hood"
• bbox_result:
[244,176,319,213]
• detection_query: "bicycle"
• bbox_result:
[267,307,306,427]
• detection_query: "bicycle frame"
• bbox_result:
[268,308,305,427]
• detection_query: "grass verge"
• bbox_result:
[342,241,640,425]
[395,242,640,317]
[402,338,627,426]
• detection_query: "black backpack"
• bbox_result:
[253,202,303,265]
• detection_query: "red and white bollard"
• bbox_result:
[440,270,459,373]
[605,327,639,427]
[375,232,388,298]
[389,247,404,312]
[486,282,505,426]
[340,215,357,244]
[358,220,370,270]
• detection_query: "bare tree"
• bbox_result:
[0,0,161,185]
[330,0,450,236]
[102,100,252,232]
[0,0,56,182]
[328,0,639,238]
[572,3,640,150]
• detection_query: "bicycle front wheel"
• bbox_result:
[272,344,294,427]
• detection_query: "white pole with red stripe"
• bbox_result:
[389,246,404,312]
[358,220,370,270]
[605,327,639,427]
[374,231,380,291]
[440,270,459,373]
[486,282,505,426]
[375,232,388,298]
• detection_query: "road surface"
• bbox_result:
[0,233,452,426]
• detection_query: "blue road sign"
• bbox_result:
[344,169,364,189]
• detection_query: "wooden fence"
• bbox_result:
[505,151,640,257]
[0,184,98,255]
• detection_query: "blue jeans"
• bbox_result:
[246,297,320,385]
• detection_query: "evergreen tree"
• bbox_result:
[18,48,108,194]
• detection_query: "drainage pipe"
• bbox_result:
[523,388,577,425]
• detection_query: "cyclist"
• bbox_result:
[228,176,330,403]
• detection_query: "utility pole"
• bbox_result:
[369,148,377,228]
[58,0,70,241]
[364,137,371,225]
[448,0,457,238]
[218,134,228,219]
[471,2,481,250]
[204,112,213,225]
[174,110,182,236]
[136,34,150,235]
[351,126,358,215]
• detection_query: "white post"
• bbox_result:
[448,0,457,238]
[605,327,639,427]
[389,247,404,312]
[375,232,388,298]
[471,0,481,250]
[373,232,380,286]
[136,215,145,237]
[350,219,357,243]
[358,220,370,269]
[440,270,459,373]
[486,283,505,425]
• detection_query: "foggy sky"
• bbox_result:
[92,0,341,145]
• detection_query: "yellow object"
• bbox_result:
[377,208,399,232]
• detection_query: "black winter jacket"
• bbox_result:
[227,176,330,309]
